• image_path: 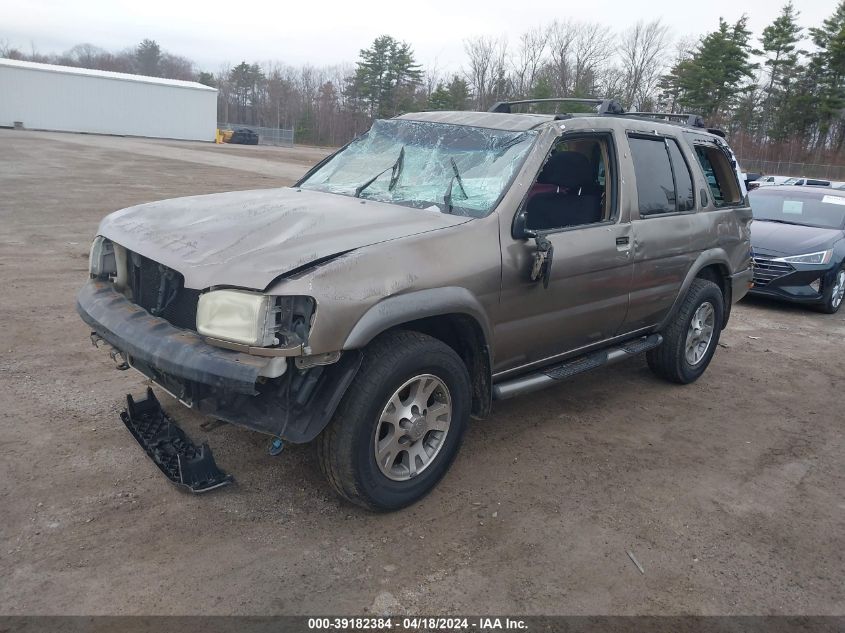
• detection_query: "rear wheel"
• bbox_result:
[647,278,724,384]
[816,267,845,314]
[317,330,470,511]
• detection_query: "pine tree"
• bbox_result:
[759,3,804,143]
[662,17,757,121]
[446,75,470,110]
[353,35,422,118]
[228,62,265,124]
[809,0,845,149]
[428,75,470,110]
[197,71,215,87]
[428,83,452,110]
[529,74,556,113]
[761,3,803,92]
[135,39,161,77]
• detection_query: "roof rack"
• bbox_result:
[488,98,625,115]
[486,99,723,135]
[625,111,706,128]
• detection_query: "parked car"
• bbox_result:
[78,99,752,510]
[228,128,259,145]
[756,175,789,186]
[744,172,763,191]
[748,185,845,313]
[783,177,832,187]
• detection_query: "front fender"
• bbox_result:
[343,286,493,352]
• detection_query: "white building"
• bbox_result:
[0,58,217,141]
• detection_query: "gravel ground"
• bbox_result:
[1,129,843,616]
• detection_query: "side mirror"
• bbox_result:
[512,209,537,240]
[513,209,553,288]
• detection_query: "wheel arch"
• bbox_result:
[343,288,493,419]
[659,251,733,331]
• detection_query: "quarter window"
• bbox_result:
[695,145,742,207]
[629,136,695,215]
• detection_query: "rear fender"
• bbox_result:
[658,249,733,330]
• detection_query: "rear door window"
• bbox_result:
[628,135,696,215]
[667,140,695,211]
[629,136,676,215]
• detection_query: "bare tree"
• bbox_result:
[599,65,627,101]
[619,20,671,109]
[421,57,442,101]
[656,36,697,113]
[571,22,614,96]
[463,35,508,110]
[216,63,232,124]
[546,21,614,97]
[65,43,106,68]
[548,20,578,95]
[511,26,551,97]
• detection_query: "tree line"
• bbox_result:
[1,39,196,82]
[2,1,843,166]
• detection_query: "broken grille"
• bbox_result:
[752,255,794,288]
[127,252,199,330]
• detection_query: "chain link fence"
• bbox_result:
[738,159,845,182]
[217,122,295,147]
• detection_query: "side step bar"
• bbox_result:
[492,334,663,400]
[120,388,233,493]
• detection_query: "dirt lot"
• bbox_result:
[1,129,843,616]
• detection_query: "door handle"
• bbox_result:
[616,236,631,252]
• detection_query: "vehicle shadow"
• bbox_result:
[738,294,845,323]
[739,294,815,315]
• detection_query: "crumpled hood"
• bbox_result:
[98,187,471,289]
[750,219,842,256]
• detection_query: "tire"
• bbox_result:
[317,330,471,511]
[647,278,724,384]
[815,266,845,314]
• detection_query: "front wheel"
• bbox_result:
[816,266,845,314]
[647,278,724,384]
[317,330,470,511]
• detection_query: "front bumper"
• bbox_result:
[748,260,835,304]
[77,279,269,396]
[77,279,362,442]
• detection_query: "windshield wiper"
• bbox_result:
[389,146,405,191]
[449,157,467,198]
[443,158,468,214]
[354,146,405,198]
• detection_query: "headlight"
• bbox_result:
[89,236,116,278]
[773,250,833,265]
[196,290,276,347]
[197,291,316,348]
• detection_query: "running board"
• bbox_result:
[492,334,663,400]
[120,388,233,493]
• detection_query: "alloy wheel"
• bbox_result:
[373,374,452,481]
[831,270,845,310]
[685,301,715,366]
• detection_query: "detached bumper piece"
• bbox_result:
[120,388,233,493]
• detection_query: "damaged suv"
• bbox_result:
[78,99,753,510]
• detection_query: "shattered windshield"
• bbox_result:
[298,119,538,217]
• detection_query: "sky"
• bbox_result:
[0,0,838,75]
